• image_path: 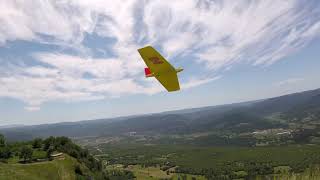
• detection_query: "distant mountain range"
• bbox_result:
[1,88,320,141]
[0,124,24,129]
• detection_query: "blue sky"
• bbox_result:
[0,0,320,125]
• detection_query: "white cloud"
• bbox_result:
[0,0,96,45]
[34,53,126,80]
[24,106,41,111]
[0,74,105,110]
[181,76,221,89]
[0,0,319,110]
[0,53,160,110]
[273,78,304,87]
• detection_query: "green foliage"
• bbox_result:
[0,146,12,159]
[46,146,54,159]
[19,146,33,162]
[32,150,47,160]
[43,136,55,151]
[39,136,102,172]
[0,135,118,179]
[32,138,42,149]
[74,164,83,175]
[97,144,320,178]
[0,134,5,147]
[292,128,319,143]
[103,169,135,180]
[0,134,11,160]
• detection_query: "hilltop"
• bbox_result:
[0,135,134,180]
[0,154,87,180]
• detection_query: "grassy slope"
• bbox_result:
[0,155,85,180]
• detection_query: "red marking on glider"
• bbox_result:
[144,67,152,76]
[149,57,163,64]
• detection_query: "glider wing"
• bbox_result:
[155,71,180,92]
[138,46,175,73]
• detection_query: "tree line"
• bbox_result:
[0,134,135,180]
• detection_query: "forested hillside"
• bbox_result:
[1,88,320,141]
[0,134,134,180]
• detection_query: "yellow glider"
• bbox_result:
[138,46,183,92]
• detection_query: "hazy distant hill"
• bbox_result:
[248,88,320,115]
[283,93,320,121]
[1,88,320,141]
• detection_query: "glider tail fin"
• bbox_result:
[144,68,153,78]
[176,68,183,73]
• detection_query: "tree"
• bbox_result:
[0,146,12,159]
[20,146,33,162]
[74,164,83,175]
[32,138,43,149]
[43,136,55,151]
[182,174,187,180]
[0,134,11,160]
[0,134,5,147]
[46,146,54,160]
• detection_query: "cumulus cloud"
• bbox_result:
[0,0,319,110]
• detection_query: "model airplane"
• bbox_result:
[138,46,183,92]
